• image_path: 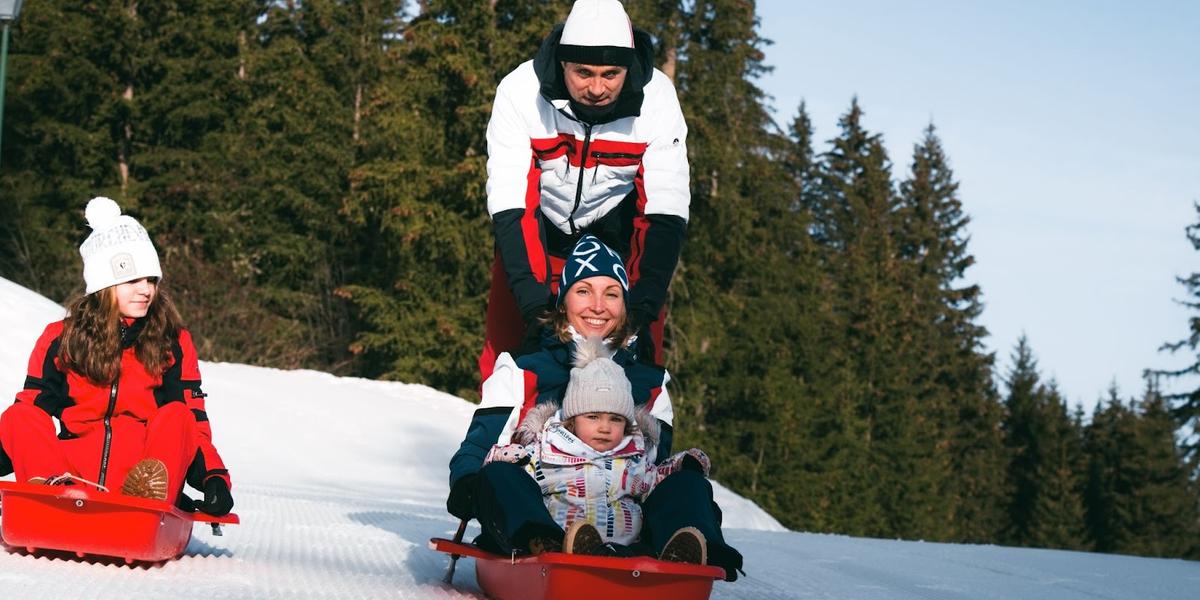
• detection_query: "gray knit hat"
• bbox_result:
[562,336,636,423]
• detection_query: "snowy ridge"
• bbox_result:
[1,277,1197,599]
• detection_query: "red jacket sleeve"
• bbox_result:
[175,329,231,490]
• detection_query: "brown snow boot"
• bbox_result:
[121,458,169,501]
[659,527,707,565]
[563,521,608,556]
[527,535,563,555]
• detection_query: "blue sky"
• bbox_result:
[755,1,1199,409]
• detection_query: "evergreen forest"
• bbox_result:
[1,1,1196,559]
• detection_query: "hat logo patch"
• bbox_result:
[568,237,629,289]
[110,253,136,278]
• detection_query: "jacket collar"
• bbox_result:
[562,325,638,365]
[119,317,146,349]
[540,408,644,461]
[515,401,660,455]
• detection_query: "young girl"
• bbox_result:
[484,335,711,563]
[0,197,233,515]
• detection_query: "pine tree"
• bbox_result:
[1085,384,1200,558]
[805,98,926,538]
[1002,337,1088,549]
[0,0,143,301]
[335,0,537,396]
[1123,387,1200,558]
[1002,336,1041,544]
[1025,383,1089,550]
[1147,202,1200,461]
[897,124,1005,542]
[155,1,356,368]
[628,1,833,534]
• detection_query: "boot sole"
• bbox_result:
[121,459,169,501]
[660,526,707,565]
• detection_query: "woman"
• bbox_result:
[0,197,233,516]
[447,235,742,581]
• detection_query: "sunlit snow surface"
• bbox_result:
[1,276,1196,599]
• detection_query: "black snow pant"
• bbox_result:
[642,470,745,582]
[474,462,744,581]
[473,461,564,554]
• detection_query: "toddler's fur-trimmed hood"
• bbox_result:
[513,401,660,455]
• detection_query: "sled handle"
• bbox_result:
[442,519,468,584]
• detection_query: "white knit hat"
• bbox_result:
[562,336,636,423]
[79,197,162,294]
[557,0,635,67]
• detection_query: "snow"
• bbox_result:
[1,276,1197,599]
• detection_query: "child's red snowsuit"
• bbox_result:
[0,319,229,505]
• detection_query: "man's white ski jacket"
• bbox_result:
[485,24,689,329]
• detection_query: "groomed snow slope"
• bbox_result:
[0,276,1196,599]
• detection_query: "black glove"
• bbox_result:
[628,310,657,365]
[515,321,547,357]
[681,454,705,473]
[175,493,196,512]
[199,477,234,516]
[447,473,478,521]
[709,542,745,582]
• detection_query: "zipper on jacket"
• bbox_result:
[97,378,119,487]
[589,149,645,185]
[591,151,644,160]
[535,139,573,164]
[568,123,594,235]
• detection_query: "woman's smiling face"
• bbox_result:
[563,276,625,338]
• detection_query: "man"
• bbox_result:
[480,0,689,380]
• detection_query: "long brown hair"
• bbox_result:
[59,283,184,384]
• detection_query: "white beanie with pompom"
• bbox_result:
[79,197,162,294]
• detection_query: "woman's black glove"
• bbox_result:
[515,321,547,357]
[199,477,234,516]
[628,310,658,365]
[446,473,478,520]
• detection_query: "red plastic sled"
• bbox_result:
[0,481,238,564]
[429,536,725,600]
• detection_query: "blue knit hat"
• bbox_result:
[557,235,629,307]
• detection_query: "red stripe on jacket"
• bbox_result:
[517,368,541,428]
[522,154,548,284]
[628,162,651,286]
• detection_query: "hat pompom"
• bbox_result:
[573,336,611,369]
[85,196,122,230]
